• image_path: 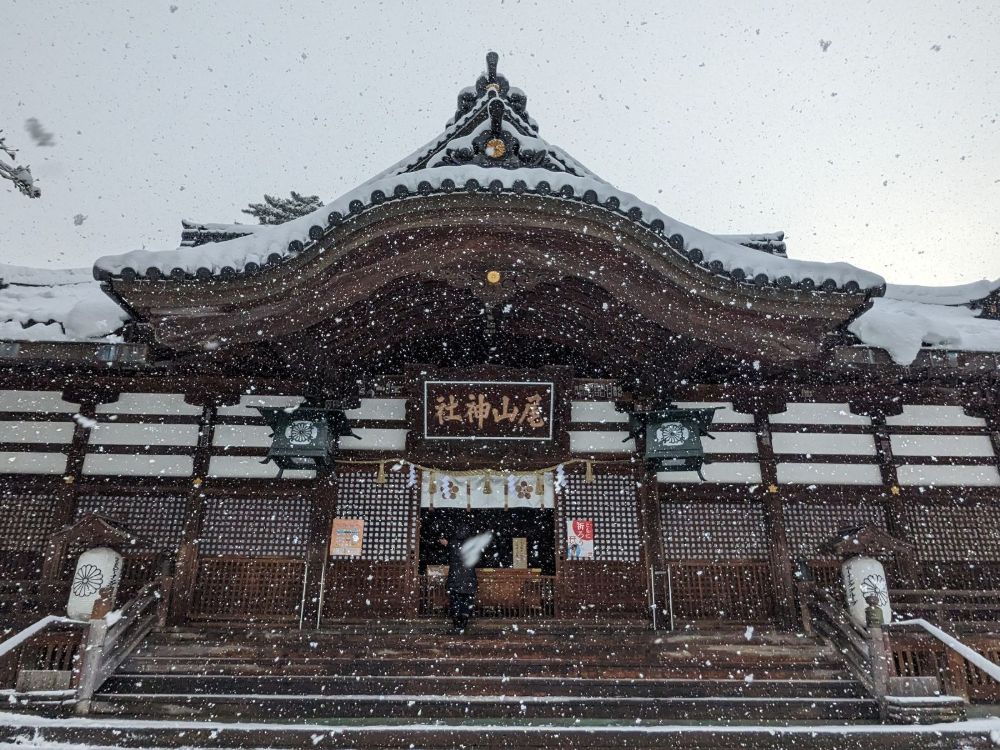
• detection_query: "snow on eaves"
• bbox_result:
[849,295,1000,365]
[93,165,885,294]
[884,278,1000,306]
[0,263,128,343]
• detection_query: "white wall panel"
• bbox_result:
[0,451,67,474]
[570,401,628,423]
[89,423,199,446]
[885,405,986,428]
[83,454,193,477]
[772,432,876,456]
[207,456,314,479]
[704,432,758,454]
[897,465,1000,487]
[97,393,201,416]
[777,463,882,485]
[770,403,870,426]
[0,390,78,413]
[891,434,995,458]
[215,395,302,417]
[212,424,272,448]
[343,398,407,421]
[0,420,75,443]
[341,428,408,451]
[569,431,633,453]
[658,462,761,484]
[673,402,755,424]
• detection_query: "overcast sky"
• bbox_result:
[3,0,998,286]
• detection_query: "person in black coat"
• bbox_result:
[439,522,477,633]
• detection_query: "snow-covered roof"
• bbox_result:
[848,280,1000,365]
[4,53,999,366]
[0,263,128,343]
[93,54,884,296]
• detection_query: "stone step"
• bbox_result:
[101,673,866,700]
[119,655,847,680]
[91,691,880,723]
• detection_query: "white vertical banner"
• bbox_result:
[505,473,554,509]
[420,474,470,508]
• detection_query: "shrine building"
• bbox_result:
[1,52,1000,687]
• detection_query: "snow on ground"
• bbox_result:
[3,711,1000,738]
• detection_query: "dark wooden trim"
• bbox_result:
[302,478,334,628]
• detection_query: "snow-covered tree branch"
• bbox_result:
[0,131,40,198]
[242,191,321,224]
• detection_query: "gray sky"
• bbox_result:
[3,0,998,286]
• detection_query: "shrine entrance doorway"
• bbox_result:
[418,508,556,618]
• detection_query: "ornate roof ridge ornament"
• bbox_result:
[433,52,565,172]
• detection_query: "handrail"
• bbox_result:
[889,618,1000,685]
[0,615,80,658]
[74,576,171,714]
[803,582,876,695]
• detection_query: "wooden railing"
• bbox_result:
[665,561,774,624]
[75,577,171,714]
[890,589,1000,624]
[800,581,992,721]
[0,615,85,691]
[799,581,876,696]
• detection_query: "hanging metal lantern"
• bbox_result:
[628,406,722,480]
[256,406,359,475]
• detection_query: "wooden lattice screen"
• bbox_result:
[74,494,187,598]
[559,474,640,562]
[784,500,887,587]
[191,495,311,622]
[659,500,773,622]
[331,470,415,561]
[660,500,768,560]
[903,500,1000,589]
[0,493,60,579]
[323,469,418,619]
[555,472,646,618]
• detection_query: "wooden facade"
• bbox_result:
[1,52,999,646]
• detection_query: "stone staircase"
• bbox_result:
[89,620,879,723]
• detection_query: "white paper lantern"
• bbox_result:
[841,555,891,627]
[67,546,122,620]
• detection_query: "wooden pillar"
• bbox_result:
[869,412,917,587]
[755,411,797,630]
[302,474,337,629]
[169,404,215,625]
[42,398,95,580]
[635,464,665,625]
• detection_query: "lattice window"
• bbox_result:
[75,494,186,552]
[0,493,59,551]
[661,501,768,560]
[558,473,640,562]
[903,501,1000,562]
[784,500,886,558]
[334,470,416,561]
[200,496,311,557]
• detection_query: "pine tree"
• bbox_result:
[241,191,322,225]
